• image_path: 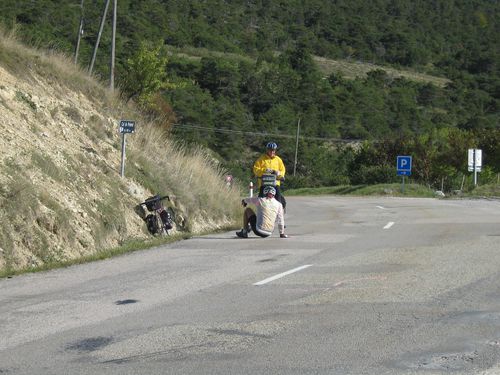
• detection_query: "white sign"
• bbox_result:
[468,149,482,172]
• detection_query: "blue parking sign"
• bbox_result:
[397,156,412,176]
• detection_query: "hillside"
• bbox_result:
[312,56,451,88]
[163,44,451,87]
[0,32,241,274]
[1,1,498,193]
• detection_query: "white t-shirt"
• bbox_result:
[245,197,285,236]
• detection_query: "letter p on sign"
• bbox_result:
[397,156,412,176]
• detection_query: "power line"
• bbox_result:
[171,123,359,143]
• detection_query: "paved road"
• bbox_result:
[1,196,500,374]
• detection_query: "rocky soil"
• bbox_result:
[0,64,152,270]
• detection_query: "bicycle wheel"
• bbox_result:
[166,207,176,221]
[159,210,173,235]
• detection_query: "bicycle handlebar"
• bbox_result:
[140,195,170,206]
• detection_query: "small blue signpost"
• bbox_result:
[119,120,135,134]
[397,156,412,193]
[119,120,136,177]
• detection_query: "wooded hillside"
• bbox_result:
[1,0,498,190]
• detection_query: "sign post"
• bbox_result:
[468,149,482,187]
[119,120,135,177]
[397,156,412,193]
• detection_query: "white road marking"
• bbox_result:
[384,221,395,229]
[253,265,313,286]
[376,206,386,209]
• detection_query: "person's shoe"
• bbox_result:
[236,229,248,238]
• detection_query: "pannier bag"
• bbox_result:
[144,195,162,212]
[261,174,277,186]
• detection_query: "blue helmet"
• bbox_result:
[266,142,278,150]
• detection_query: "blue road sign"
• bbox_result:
[119,120,136,134]
[397,155,412,176]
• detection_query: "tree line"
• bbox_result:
[160,46,499,190]
[0,0,498,190]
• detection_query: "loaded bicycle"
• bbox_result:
[136,195,175,235]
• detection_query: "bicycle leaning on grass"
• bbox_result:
[136,195,175,235]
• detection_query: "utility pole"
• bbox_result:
[473,148,478,186]
[74,0,85,64]
[293,118,300,176]
[89,0,110,74]
[110,0,117,90]
[88,0,118,90]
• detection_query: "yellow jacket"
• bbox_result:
[253,154,286,187]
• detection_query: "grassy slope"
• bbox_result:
[286,182,500,199]
[165,45,450,86]
[286,183,436,198]
[0,29,242,276]
[313,56,451,87]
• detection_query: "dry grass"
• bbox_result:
[0,25,114,107]
[164,43,451,87]
[0,27,242,275]
[313,56,451,87]
[129,122,242,232]
[165,44,254,65]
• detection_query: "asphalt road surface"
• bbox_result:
[1,196,500,375]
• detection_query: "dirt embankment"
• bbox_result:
[0,64,149,270]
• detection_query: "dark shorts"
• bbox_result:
[249,215,269,238]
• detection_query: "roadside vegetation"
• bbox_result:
[0,1,498,195]
[286,182,500,199]
[462,183,500,199]
[1,1,499,276]
[286,183,436,198]
[0,28,242,276]
[0,234,188,279]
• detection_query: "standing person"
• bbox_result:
[253,141,286,209]
[236,186,288,238]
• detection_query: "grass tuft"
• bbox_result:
[15,90,37,110]
[31,151,64,182]
[0,233,191,279]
